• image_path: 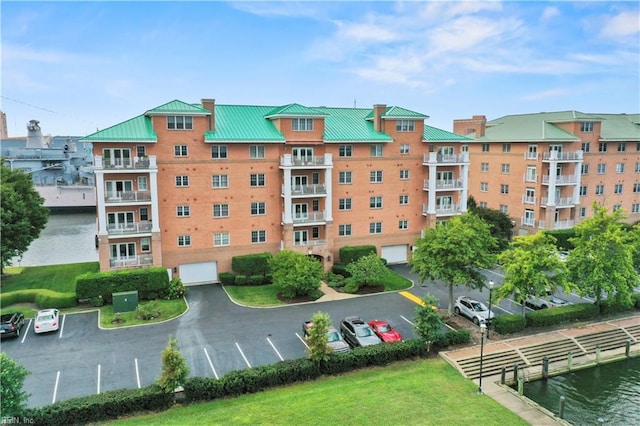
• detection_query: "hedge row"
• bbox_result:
[218,272,272,286]
[0,289,77,309]
[338,245,377,265]
[76,268,170,303]
[231,252,272,276]
[23,385,173,426]
[493,314,527,334]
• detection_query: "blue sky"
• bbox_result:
[2,1,639,137]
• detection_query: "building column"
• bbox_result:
[460,163,469,212]
[324,155,333,221]
[283,167,292,223]
[95,169,107,234]
[547,161,558,205]
[149,169,160,232]
[427,165,437,214]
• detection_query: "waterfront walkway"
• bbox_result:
[440,315,640,425]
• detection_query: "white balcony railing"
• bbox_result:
[95,155,156,170]
[284,184,327,196]
[286,211,327,224]
[540,219,575,230]
[524,174,537,183]
[423,152,469,164]
[109,255,153,269]
[107,221,153,235]
[422,203,462,216]
[521,217,536,227]
[542,151,583,162]
[524,152,539,161]
[522,195,537,205]
[293,239,327,247]
[280,154,332,167]
[542,175,578,185]
[540,197,575,207]
[105,191,152,203]
[423,179,464,190]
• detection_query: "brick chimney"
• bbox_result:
[453,115,486,137]
[201,98,215,131]
[373,104,386,132]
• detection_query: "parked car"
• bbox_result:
[454,296,495,325]
[368,320,403,342]
[340,316,382,348]
[1,312,25,339]
[526,290,570,309]
[302,320,350,353]
[34,309,60,334]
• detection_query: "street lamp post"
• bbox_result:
[487,280,494,339]
[478,322,487,395]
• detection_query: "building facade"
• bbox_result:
[454,112,640,235]
[83,99,470,284]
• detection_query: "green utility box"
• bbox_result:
[113,290,138,313]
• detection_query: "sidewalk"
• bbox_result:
[316,282,358,302]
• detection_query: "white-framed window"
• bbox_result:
[399,194,409,205]
[398,220,408,230]
[107,211,134,230]
[311,227,320,239]
[211,145,228,159]
[250,173,266,187]
[479,202,488,208]
[250,202,266,215]
[312,199,319,212]
[371,144,384,157]
[400,169,410,180]
[110,242,136,260]
[500,184,509,194]
[102,148,131,167]
[140,237,151,252]
[139,207,149,221]
[580,207,587,218]
[339,145,352,157]
[137,176,148,191]
[595,184,604,195]
[339,171,352,184]
[633,183,640,193]
[178,235,191,247]
[613,204,622,212]
[338,224,352,236]
[481,162,489,172]
[396,120,415,132]
[105,180,133,198]
[614,184,623,194]
[400,144,410,154]
[212,174,229,188]
[369,222,382,234]
[370,196,383,209]
[480,182,488,192]
[616,163,625,173]
[176,205,190,217]
[581,122,594,132]
[338,198,352,211]
[524,210,535,226]
[579,186,587,196]
[213,203,229,218]
[251,230,266,244]
[581,142,590,153]
[167,116,193,130]
[598,142,607,152]
[370,170,383,183]
[526,145,538,160]
[633,203,640,213]
[597,164,606,174]
[214,232,230,247]
[250,145,265,159]
[136,145,146,158]
[502,143,511,153]
[175,175,189,187]
[292,118,313,131]
[524,188,536,204]
[525,166,537,182]
[501,163,510,174]
[499,205,508,214]
[174,145,188,157]
[461,144,468,153]
[636,163,640,173]
[482,143,490,152]
[618,142,627,152]
[581,164,589,175]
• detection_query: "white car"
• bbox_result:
[454,296,495,325]
[34,309,60,334]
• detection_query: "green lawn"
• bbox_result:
[100,298,188,328]
[109,358,528,425]
[2,262,99,293]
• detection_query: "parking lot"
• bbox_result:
[2,265,597,408]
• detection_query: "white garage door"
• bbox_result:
[381,245,408,264]
[179,261,218,285]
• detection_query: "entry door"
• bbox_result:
[437,196,453,210]
[110,242,136,260]
[108,212,134,230]
[294,203,308,220]
[294,230,308,245]
[103,148,131,167]
[292,148,313,163]
[105,181,133,198]
[437,171,454,185]
[292,175,308,191]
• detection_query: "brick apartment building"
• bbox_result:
[83,99,471,284]
[454,111,640,236]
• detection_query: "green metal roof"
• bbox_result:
[423,125,472,142]
[364,106,429,120]
[81,115,157,143]
[315,107,393,142]
[146,99,210,115]
[595,113,640,141]
[205,105,286,142]
[264,103,328,118]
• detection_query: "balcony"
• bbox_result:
[293,239,327,247]
[540,197,576,207]
[95,155,156,170]
[538,219,575,230]
[105,191,151,203]
[109,255,153,269]
[284,184,327,197]
[542,175,578,185]
[524,152,538,161]
[285,211,327,224]
[423,152,469,164]
[107,221,152,235]
[423,179,464,190]
[522,195,537,205]
[521,217,537,227]
[523,174,537,183]
[422,203,463,216]
[280,154,332,168]
[542,151,583,162]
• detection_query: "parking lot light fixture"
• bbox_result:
[478,322,487,395]
[487,280,494,339]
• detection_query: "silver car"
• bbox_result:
[454,296,495,325]
[340,316,382,348]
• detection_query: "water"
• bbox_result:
[522,357,640,425]
[11,212,99,266]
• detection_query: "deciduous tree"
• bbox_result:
[413,293,444,350]
[0,160,49,274]
[0,353,30,417]
[345,253,389,286]
[156,336,189,393]
[411,213,497,314]
[305,311,333,363]
[269,250,323,298]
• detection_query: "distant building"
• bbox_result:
[454,111,640,235]
[82,99,471,283]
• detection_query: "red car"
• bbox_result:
[368,320,403,343]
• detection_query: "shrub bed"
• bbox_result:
[76,268,169,303]
[493,314,527,334]
[218,272,235,285]
[231,253,272,276]
[338,245,377,264]
[525,303,598,327]
[0,289,77,309]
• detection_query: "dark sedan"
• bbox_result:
[1,312,25,339]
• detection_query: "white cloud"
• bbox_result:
[600,10,640,38]
[541,6,560,21]
[334,20,399,43]
[521,88,570,101]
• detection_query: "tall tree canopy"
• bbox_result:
[495,232,572,315]
[1,160,49,273]
[269,250,323,298]
[567,204,639,310]
[467,196,514,250]
[411,213,497,314]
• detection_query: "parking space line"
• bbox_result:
[296,332,309,348]
[134,358,141,388]
[400,315,414,325]
[97,364,101,394]
[481,268,504,277]
[507,298,534,312]
[490,303,512,314]
[59,314,66,339]
[203,347,219,379]
[52,371,60,404]
[235,342,252,368]
[267,337,284,361]
[21,319,32,343]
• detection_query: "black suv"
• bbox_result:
[1,312,25,339]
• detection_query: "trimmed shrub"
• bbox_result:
[633,293,640,309]
[231,253,272,276]
[544,229,576,250]
[343,278,359,294]
[493,314,527,335]
[166,279,187,300]
[0,289,77,309]
[331,263,351,278]
[339,245,377,265]
[248,275,265,285]
[218,272,235,285]
[526,303,598,327]
[234,275,248,286]
[75,268,169,303]
[89,296,104,307]
[598,299,634,315]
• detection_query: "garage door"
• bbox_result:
[381,245,408,264]
[179,261,218,285]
